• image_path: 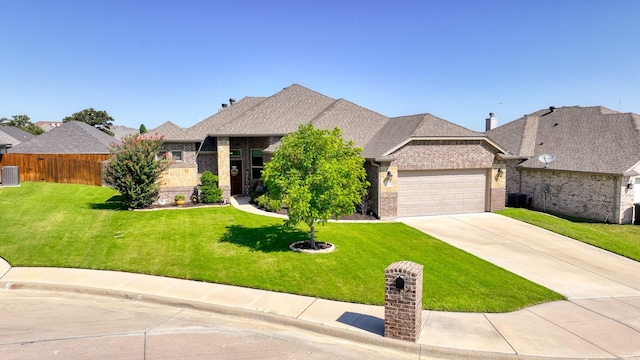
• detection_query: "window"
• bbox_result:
[156,150,168,161]
[171,150,183,162]
[230,149,242,157]
[251,149,263,179]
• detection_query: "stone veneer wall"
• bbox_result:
[217,137,231,199]
[619,175,637,224]
[518,168,626,223]
[158,142,199,204]
[490,167,506,211]
[384,261,423,342]
[378,164,397,219]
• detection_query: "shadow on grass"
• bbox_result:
[221,224,310,252]
[89,195,128,211]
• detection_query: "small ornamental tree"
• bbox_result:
[104,133,171,209]
[199,170,222,203]
[262,123,370,248]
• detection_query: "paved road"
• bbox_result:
[0,289,423,360]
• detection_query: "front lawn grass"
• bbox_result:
[499,208,640,262]
[0,182,563,312]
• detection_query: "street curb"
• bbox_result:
[0,280,595,360]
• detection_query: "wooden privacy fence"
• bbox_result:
[0,154,110,186]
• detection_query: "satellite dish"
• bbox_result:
[538,154,556,168]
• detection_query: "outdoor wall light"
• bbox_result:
[497,168,504,176]
[384,170,394,187]
[627,181,634,190]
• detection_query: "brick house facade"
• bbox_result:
[487,106,640,224]
[154,84,507,218]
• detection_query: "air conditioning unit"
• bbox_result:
[1,166,20,186]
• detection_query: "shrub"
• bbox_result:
[104,133,171,209]
[256,193,283,213]
[199,171,223,203]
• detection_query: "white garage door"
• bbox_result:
[397,170,487,217]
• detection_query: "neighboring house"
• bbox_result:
[154,84,507,219]
[0,126,36,154]
[111,125,139,140]
[35,121,63,132]
[9,121,117,154]
[486,106,640,224]
[0,131,13,154]
[4,121,120,186]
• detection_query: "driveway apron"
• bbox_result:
[399,213,640,299]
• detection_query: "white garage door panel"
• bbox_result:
[397,170,486,217]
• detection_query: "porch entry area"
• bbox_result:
[230,159,243,195]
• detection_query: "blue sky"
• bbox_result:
[1,0,639,132]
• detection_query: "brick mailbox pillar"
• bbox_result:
[384,261,423,342]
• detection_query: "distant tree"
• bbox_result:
[104,133,171,209]
[261,123,369,248]
[0,115,44,135]
[63,108,114,136]
[139,124,147,134]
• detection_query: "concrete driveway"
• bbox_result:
[399,213,640,299]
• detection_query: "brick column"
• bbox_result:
[384,261,423,342]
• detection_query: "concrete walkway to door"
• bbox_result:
[399,213,640,299]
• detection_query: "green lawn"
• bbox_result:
[499,208,640,262]
[0,182,563,312]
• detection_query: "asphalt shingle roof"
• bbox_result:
[486,106,640,174]
[0,131,15,146]
[185,97,267,140]
[310,98,388,150]
[0,126,36,145]
[149,121,190,141]
[212,84,336,136]
[362,113,485,159]
[8,121,119,154]
[150,84,502,159]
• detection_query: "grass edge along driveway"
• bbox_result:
[499,208,640,262]
[0,182,563,312]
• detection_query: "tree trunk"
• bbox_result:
[309,220,316,249]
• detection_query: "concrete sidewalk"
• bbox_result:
[2,202,640,358]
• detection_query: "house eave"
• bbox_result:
[516,165,625,177]
[623,160,640,177]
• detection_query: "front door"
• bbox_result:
[230,160,243,195]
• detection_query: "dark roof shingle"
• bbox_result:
[486,106,640,174]
[8,121,118,154]
[0,125,36,145]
